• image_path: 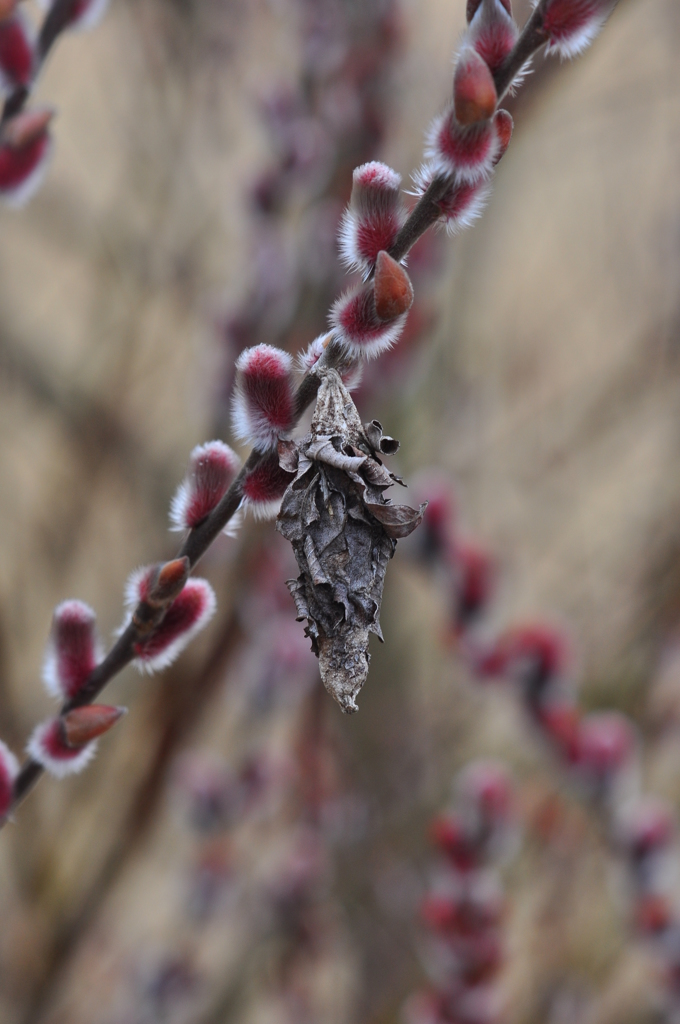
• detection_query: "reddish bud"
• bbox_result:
[145,558,190,608]
[0,108,52,206]
[43,600,102,701]
[414,163,491,236]
[430,812,480,871]
[231,345,296,452]
[491,624,570,709]
[331,283,409,360]
[426,106,500,185]
[458,930,504,984]
[421,893,459,932]
[635,894,673,936]
[451,541,495,631]
[543,0,614,60]
[124,570,217,672]
[575,711,635,781]
[620,799,675,860]
[467,0,519,75]
[0,740,18,818]
[0,12,34,93]
[60,704,126,748]
[242,450,295,520]
[422,885,503,936]
[2,107,52,148]
[339,161,407,276]
[492,109,513,164]
[454,48,498,125]
[444,179,492,235]
[537,700,582,762]
[170,441,241,532]
[27,718,97,777]
[373,250,414,321]
[458,760,513,831]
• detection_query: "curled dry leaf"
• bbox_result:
[276,368,426,713]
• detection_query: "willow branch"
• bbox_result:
[2,0,583,822]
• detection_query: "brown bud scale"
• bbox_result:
[60,705,127,748]
[2,109,54,150]
[147,557,190,608]
[454,50,498,126]
[373,251,414,322]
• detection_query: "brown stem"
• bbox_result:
[494,0,550,102]
[4,355,328,821]
[18,606,244,1024]
[388,177,452,264]
[2,0,562,823]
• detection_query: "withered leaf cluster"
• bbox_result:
[276,368,426,713]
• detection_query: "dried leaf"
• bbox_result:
[276,368,425,713]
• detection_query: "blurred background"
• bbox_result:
[1,0,680,1021]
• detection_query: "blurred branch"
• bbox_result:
[0,330,176,516]
[19,602,244,1024]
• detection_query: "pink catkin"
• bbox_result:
[299,335,363,391]
[355,212,401,267]
[43,600,101,700]
[494,623,569,681]
[0,131,50,192]
[331,285,408,359]
[27,719,97,778]
[543,0,612,58]
[492,109,513,162]
[451,543,495,632]
[575,711,635,778]
[621,799,675,858]
[242,451,294,519]
[407,761,513,1024]
[468,0,518,74]
[438,180,491,234]
[428,107,500,184]
[459,760,513,825]
[232,345,296,451]
[339,161,406,276]
[170,440,241,531]
[130,578,216,672]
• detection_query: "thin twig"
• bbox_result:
[4,348,334,819]
[388,3,555,263]
[2,0,567,823]
[494,0,550,102]
[18,606,244,1024]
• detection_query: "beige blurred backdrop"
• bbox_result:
[1,0,680,1022]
